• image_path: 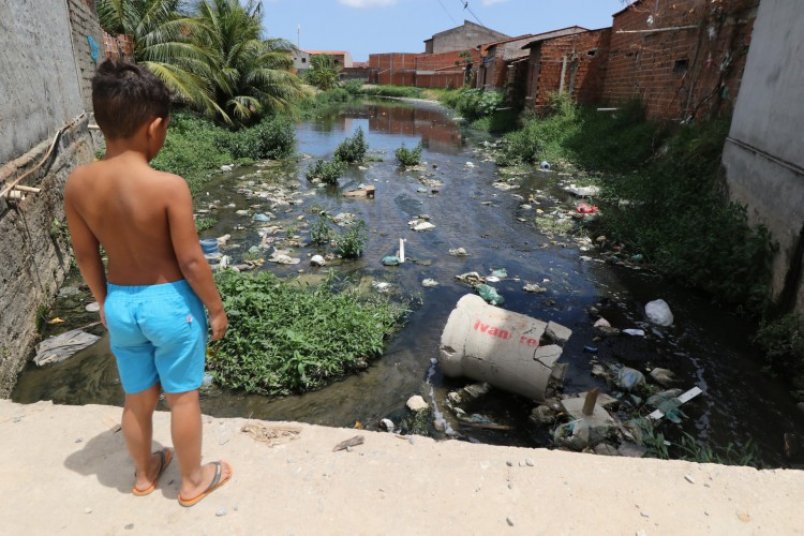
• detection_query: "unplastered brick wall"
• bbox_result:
[67,0,105,113]
[368,53,417,86]
[602,0,759,120]
[528,29,612,107]
[415,49,479,89]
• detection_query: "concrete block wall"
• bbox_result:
[0,1,101,395]
[602,0,758,120]
[67,0,105,112]
[426,21,509,54]
[722,0,804,315]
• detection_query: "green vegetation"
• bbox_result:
[497,94,773,311]
[334,221,367,258]
[439,87,504,121]
[395,143,423,167]
[208,270,405,394]
[334,127,368,164]
[97,0,303,125]
[151,112,294,193]
[359,85,423,99]
[754,314,804,374]
[309,216,334,245]
[306,158,346,184]
[305,54,342,91]
[195,216,217,232]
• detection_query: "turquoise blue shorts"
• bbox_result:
[105,280,207,394]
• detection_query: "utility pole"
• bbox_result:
[297,24,301,50]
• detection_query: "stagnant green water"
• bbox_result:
[14,100,804,466]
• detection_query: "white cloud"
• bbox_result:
[481,0,510,5]
[338,0,397,7]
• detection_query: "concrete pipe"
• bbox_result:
[439,294,572,402]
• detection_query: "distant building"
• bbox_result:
[292,48,310,74]
[306,50,353,69]
[424,20,509,55]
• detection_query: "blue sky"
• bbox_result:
[262,0,629,61]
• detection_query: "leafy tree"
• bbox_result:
[305,54,342,91]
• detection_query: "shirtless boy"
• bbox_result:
[65,60,232,506]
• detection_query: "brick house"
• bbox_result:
[523,28,612,109]
[602,0,759,120]
[306,50,353,69]
[424,20,509,54]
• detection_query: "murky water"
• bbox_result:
[14,100,804,466]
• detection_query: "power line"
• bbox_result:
[454,0,486,28]
[436,0,458,25]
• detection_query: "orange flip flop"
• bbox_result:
[132,448,173,496]
[178,461,232,507]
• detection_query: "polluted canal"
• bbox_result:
[14,100,804,467]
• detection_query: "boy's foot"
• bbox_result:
[178,460,233,507]
[132,448,173,496]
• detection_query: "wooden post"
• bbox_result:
[582,388,599,416]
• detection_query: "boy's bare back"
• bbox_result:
[65,153,193,286]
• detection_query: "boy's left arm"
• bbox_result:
[64,181,107,325]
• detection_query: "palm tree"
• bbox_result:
[192,0,304,124]
[305,54,342,91]
[96,0,217,113]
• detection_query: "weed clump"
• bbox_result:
[306,158,346,184]
[215,116,295,160]
[440,87,504,121]
[334,127,368,164]
[334,220,367,258]
[208,270,405,394]
[309,216,334,245]
[395,143,423,167]
[754,314,804,374]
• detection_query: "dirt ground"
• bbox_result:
[1,399,802,535]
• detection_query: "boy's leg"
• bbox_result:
[121,384,162,489]
[165,390,231,499]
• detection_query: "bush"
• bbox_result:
[208,270,405,394]
[306,158,346,184]
[342,80,364,96]
[334,220,367,258]
[334,127,368,163]
[395,143,423,167]
[215,116,295,160]
[309,216,334,245]
[440,88,504,121]
[754,314,804,373]
[360,85,423,98]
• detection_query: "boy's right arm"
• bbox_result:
[165,176,228,341]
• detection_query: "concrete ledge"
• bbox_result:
[1,400,802,535]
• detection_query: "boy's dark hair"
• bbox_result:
[92,60,171,139]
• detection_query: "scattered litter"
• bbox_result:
[539,161,551,171]
[649,386,703,422]
[594,317,611,328]
[216,234,231,247]
[439,294,571,402]
[268,249,301,265]
[493,182,517,191]
[406,395,429,413]
[310,255,327,267]
[645,299,674,326]
[252,213,271,223]
[684,474,695,484]
[379,419,395,432]
[564,184,601,197]
[47,317,65,325]
[456,271,485,285]
[34,329,100,367]
[422,278,439,288]
[371,281,392,293]
[398,238,406,263]
[465,161,475,168]
[522,283,546,293]
[476,284,504,305]
[545,321,572,344]
[220,164,234,172]
[449,248,469,257]
[333,435,364,452]
[615,367,646,391]
[241,423,302,446]
[343,185,376,198]
[490,268,508,279]
[85,302,100,313]
[215,508,227,517]
[409,219,435,232]
[649,367,676,387]
[332,212,357,226]
[623,328,646,337]
[382,256,401,266]
[235,209,250,216]
[576,203,599,214]
[200,238,220,255]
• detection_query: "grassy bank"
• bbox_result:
[151,112,295,194]
[497,96,774,313]
[208,271,406,395]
